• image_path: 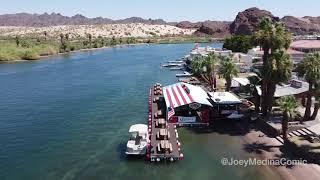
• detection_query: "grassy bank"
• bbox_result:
[0,35,218,62]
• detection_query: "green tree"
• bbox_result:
[297,53,320,120]
[59,33,69,53]
[253,17,292,116]
[59,33,64,44]
[97,36,104,47]
[43,31,48,40]
[111,36,117,46]
[191,53,219,90]
[65,33,69,41]
[119,37,123,44]
[219,57,239,91]
[277,96,298,140]
[223,35,253,53]
[86,33,92,48]
[191,57,204,76]
[203,53,219,90]
[15,36,20,47]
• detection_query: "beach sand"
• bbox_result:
[0,23,196,38]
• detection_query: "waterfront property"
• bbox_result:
[208,92,245,120]
[162,82,212,126]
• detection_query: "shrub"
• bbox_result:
[22,50,40,60]
[223,35,253,53]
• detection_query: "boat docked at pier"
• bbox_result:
[162,62,184,67]
[125,124,149,155]
[175,71,192,77]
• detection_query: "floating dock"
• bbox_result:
[146,84,183,162]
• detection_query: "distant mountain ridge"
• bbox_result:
[1,9,320,36]
[0,13,167,26]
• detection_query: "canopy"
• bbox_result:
[232,77,250,87]
[129,124,148,134]
[256,80,309,97]
[209,92,242,104]
[163,82,212,108]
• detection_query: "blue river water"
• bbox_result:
[0,43,279,180]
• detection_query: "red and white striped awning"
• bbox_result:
[162,82,212,108]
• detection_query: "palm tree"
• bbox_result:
[253,17,292,116]
[202,53,219,90]
[191,57,204,76]
[297,53,320,120]
[267,50,293,111]
[219,57,239,91]
[277,95,298,140]
[190,54,219,90]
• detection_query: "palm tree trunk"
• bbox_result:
[261,78,268,116]
[266,82,276,113]
[304,84,313,121]
[301,95,306,107]
[226,78,231,91]
[261,47,269,116]
[213,72,217,90]
[282,111,289,140]
[310,103,320,120]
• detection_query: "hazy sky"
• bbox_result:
[1,0,319,22]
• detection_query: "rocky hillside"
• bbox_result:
[1,9,320,36]
[282,16,320,35]
[176,21,231,38]
[229,7,320,36]
[0,13,167,26]
[230,7,279,35]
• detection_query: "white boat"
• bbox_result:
[125,124,149,155]
[167,60,184,63]
[162,63,184,67]
[170,67,184,71]
[176,71,192,77]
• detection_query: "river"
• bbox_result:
[0,43,279,180]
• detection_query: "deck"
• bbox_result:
[147,85,183,162]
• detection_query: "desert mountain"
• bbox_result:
[1,8,320,36]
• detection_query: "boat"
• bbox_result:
[125,124,149,155]
[176,71,192,77]
[162,63,184,67]
[169,67,184,71]
[167,60,184,64]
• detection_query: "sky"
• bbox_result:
[0,0,319,22]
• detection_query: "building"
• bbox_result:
[255,79,309,98]
[291,40,320,53]
[188,46,232,61]
[208,92,245,120]
[248,47,305,65]
[162,82,212,125]
[232,52,253,72]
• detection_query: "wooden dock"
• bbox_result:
[146,84,183,162]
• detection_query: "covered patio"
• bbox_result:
[162,82,212,126]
